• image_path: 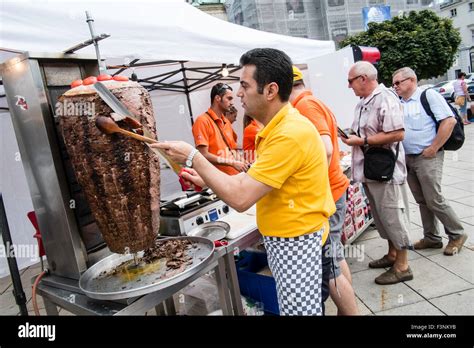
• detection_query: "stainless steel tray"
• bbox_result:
[187,221,230,241]
[79,236,214,300]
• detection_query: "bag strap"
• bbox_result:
[420,89,439,128]
[205,112,233,152]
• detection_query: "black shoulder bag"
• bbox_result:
[420,89,465,151]
[357,98,399,182]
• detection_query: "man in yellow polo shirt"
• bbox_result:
[152,48,335,316]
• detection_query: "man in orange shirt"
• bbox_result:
[192,83,249,175]
[290,66,358,315]
[224,105,239,144]
[243,115,262,163]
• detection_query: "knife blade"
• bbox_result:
[94,81,135,118]
[93,81,183,175]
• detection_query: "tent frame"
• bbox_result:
[106,60,241,124]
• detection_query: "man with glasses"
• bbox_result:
[192,83,249,175]
[392,67,467,256]
[341,61,413,285]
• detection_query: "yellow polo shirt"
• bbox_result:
[247,104,335,242]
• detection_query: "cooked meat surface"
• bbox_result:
[58,81,160,253]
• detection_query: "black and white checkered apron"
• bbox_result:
[263,228,323,316]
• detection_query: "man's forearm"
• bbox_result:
[431,118,456,151]
[321,135,333,165]
[367,130,404,145]
[200,149,236,167]
[192,153,248,210]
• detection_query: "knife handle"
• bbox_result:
[179,168,203,192]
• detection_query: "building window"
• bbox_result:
[469,2,474,11]
[472,30,474,44]
[450,8,457,17]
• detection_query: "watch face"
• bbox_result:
[186,160,192,167]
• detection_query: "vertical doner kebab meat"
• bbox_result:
[58,78,160,253]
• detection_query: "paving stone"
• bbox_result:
[461,216,474,226]
[408,205,423,227]
[441,201,474,219]
[58,308,75,316]
[354,227,380,242]
[442,175,468,186]
[26,296,45,312]
[413,246,446,258]
[354,236,421,262]
[404,258,472,299]
[355,296,372,316]
[0,274,12,295]
[442,167,471,179]
[448,181,474,193]
[324,297,337,316]
[452,195,474,207]
[427,248,474,284]
[442,160,474,171]
[0,290,20,315]
[347,253,372,274]
[429,289,474,315]
[27,308,47,316]
[440,187,472,201]
[376,300,445,316]
[409,227,424,242]
[352,268,424,313]
[459,222,474,250]
[354,236,388,262]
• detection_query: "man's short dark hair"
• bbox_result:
[458,72,466,79]
[293,80,305,88]
[210,83,233,104]
[239,48,293,102]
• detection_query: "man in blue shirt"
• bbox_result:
[392,67,467,256]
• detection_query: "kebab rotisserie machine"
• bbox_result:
[1,52,106,282]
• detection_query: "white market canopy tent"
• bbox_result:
[0,0,335,277]
[0,0,335,64]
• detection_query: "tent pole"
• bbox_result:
[0,193,28,316]
[181,62,194,125]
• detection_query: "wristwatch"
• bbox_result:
[186,148,199,168]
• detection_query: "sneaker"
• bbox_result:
[375,266,413,285]
[444,234,468,256]
[414,238,443,250]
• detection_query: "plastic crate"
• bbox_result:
[236,251,279,315]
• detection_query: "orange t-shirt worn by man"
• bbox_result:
[192,108,239,175]
[292,90,349,202]
[243,119,262,163]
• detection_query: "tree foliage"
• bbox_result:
[340,10,461,85]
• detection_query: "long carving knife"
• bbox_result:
[93,82,181,173]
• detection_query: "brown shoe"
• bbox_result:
[368,255,395,269]
[414,238,443,250]
[444,234,468,256]
[375,266,413,285]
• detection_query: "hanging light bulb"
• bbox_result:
[221,64,229,77]
[131,68,137,81]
